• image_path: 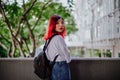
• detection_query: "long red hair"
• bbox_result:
[43,15,66,40]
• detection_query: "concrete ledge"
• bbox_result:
[0,58,120,80]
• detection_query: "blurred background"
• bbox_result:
[0,0,120,58]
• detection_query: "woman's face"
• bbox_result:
[55,18,65,33]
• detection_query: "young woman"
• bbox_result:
[43,15,71,80]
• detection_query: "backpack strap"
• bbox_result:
[43,34,59,63]
[43,34,58,51]
[52,55,59,64]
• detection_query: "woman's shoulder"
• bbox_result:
[53,35,63,40]
[51,35,65,45]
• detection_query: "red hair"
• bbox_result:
[43,15,66,40]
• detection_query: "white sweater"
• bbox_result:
[45,35,71,63]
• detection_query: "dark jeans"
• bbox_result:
[50,61,71,80]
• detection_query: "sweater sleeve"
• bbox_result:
[54,35,71,63]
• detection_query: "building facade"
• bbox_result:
[75,0,120,57]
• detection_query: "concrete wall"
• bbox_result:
[0,58,120,80]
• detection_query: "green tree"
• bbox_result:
[0,0,77,58]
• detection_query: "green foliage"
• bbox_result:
[118,53,120,57]
[0,23,10,49]
[0,0,78,57]
[105,50,112,57]
[13,49,20,57]
[0,46,7,57]
[4,2,22,28]
[94,49,101,57]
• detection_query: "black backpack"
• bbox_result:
[33,34,58,79]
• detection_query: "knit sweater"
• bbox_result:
[45,35,71,63]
